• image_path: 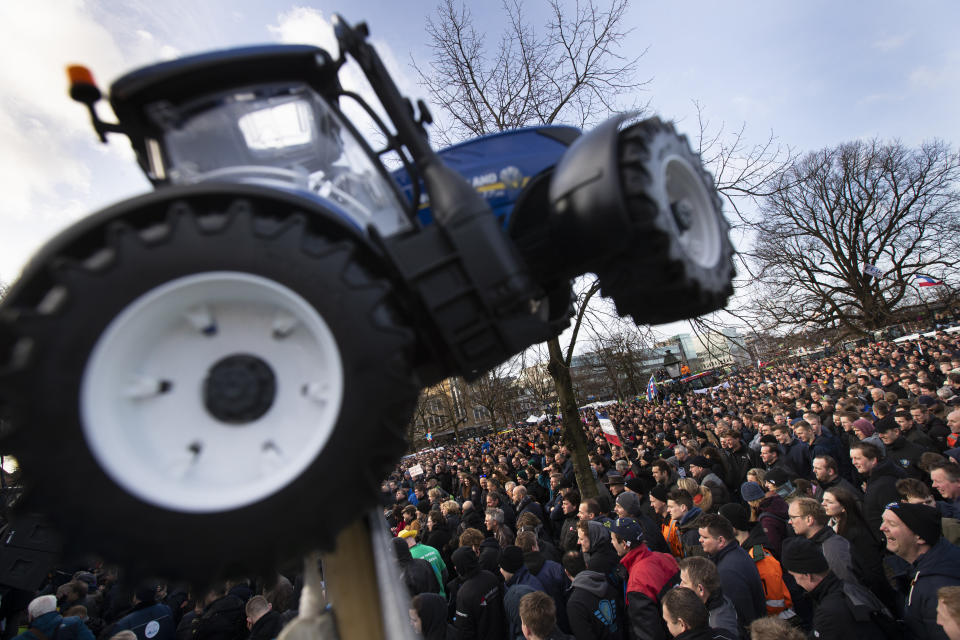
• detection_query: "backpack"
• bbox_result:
[841,580,903,640]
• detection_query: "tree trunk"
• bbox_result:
[546,336,597,500]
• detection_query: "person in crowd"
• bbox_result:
[696,514,766,628]
[740,481,788,558]
[244,596,282,640]
[938,586,960,640]
[410,592,457,640]
[821,486,895,608]
[402,529,448,595]
[501,546,544,640]
[811,455,861,501]
[488,507,517,548]
[677,557,739,640]
[659,587,716,640]
[747,617,806,640]
[15,596,94,640]
[610,517,679,640]
[665,490,704,558]
[850,440,905,532]
[932,462,960,515]
[880,502,960,639]
[451,546,507,640]
[393,537,441,596]
[779,537,894,638]
[107,583,175,640]
[786,497,859,585]
[519,591,571,640]
[563,551,622,640]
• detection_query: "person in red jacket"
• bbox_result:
[610,518,680,640]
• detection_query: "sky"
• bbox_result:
[2,0,958,343]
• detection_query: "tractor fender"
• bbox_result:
[6,182,382,304]
[548,113,635,259]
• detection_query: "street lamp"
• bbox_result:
[663,350,682,379]
[662,350,689,427]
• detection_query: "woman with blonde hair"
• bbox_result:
[676,477,712,513]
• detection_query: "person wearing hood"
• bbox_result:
[615,491,670,554]
[410,593,457,640]
[562,551,623,640]
[14,596,94,640]
[881,502,960,639]
[450,546,507,640]
[517,531,569,632]
[696,514,766,628]
[501,546,545,640]
[577,520,620,578]
[678,557,740,640]
[850,441,905,532]
[393,537,441,597]
[666,489,704,558]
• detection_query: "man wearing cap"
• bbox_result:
[696,514,766,627]
[501,545,545,640]
[610,517,680,640]
[606,473,627,499]
[402,530,448,596]
[881,502,960,639]
[780,537,893,638]
[687,456,724,492]
[615,491,670,554]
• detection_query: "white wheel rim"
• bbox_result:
[663,154,722,269]
[81,271,344,513]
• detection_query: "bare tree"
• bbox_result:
[418,0,647,145]
[417,0,646,499]
[749,139,960,335]
[468,359,521,431]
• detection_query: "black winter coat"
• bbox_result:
[453,569,507,640]
[193,596,245,640]
[807,572,888,640]
[566,570,622,640]
[710,543,766,627]
[247,611,283,640]
[862,459,906,532]
[903,538,960,640]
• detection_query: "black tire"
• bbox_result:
[0,194,418,581]
[596,118,735,325]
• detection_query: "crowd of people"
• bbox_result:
[385,328,960,640]
[5,329,960,640]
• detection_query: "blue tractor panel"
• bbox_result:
[393,125,581,227]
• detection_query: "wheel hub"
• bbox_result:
[204,354,276,424]
[671,200,694,232]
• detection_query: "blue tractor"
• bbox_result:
[0,17,733,581]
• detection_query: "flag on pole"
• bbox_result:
[596,411,621,446]
[425,432,432,442]
[916,275,943,287]
[646,374,658,403]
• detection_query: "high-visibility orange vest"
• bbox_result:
[663,519,683,558]
[748,544,792,615]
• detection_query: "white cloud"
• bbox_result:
[0,0,177,283]
[872,31,912,52]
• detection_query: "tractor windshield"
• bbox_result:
[162,84,411,235]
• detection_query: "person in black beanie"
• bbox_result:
[780,538,892,639]
[881,502,960,640]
